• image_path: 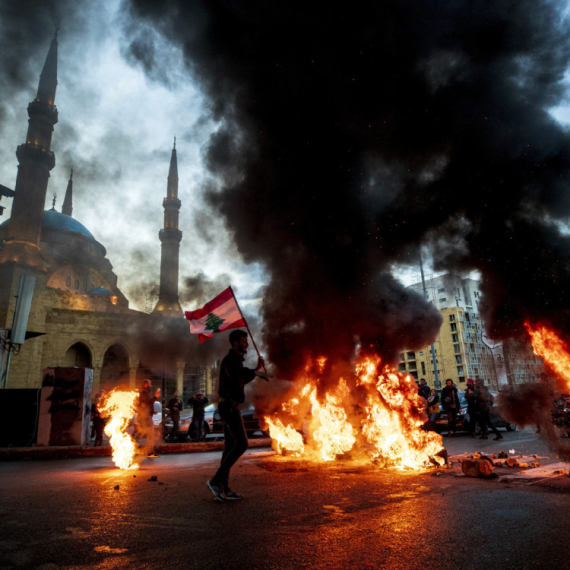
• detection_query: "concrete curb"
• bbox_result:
[0,438,273,461]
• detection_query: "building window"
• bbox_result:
[439,298,447,303]
[455,355,462,364]
[457,366,464,374]
[438,288,445,293]
[458,376,466,383]
[74,279,79,289]
[421,362,426,375]
[450,323,457,332]
[406,351,415,360]
[66,277,71,287]
[419,351,424,356]
[454,344,460,354]
[449,314,455,322]
[452,333,458,342]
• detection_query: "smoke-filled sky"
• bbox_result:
[0,0,265,314]
[4,1,570,377]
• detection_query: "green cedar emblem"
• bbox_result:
[205,312,225,332]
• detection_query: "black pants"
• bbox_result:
[447,408,458,433]
[192,415,204,440]
[170,414,180,440]
[476,411,500,437]
[467,408,477,434]
[212,401,249,489]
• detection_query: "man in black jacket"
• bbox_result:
[166,391,184,442]
[441,378,460,437]
[207,329,270,503]
[188,392,209,440]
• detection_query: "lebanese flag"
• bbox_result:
[184,287,246,343]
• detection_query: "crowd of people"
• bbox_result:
[418,377,504,440]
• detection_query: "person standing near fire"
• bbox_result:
[138,379,161,458]
[166,390,184,442]
[188,392,209,441]
[91,390,106,447]
[465,378,477,437]
[474,379,503,440]
[441,378,460,437]
[206,329,270,503]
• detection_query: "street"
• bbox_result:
[2,428,570,570]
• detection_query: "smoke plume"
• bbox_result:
[119,1,570,377]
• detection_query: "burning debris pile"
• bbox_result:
[99,389,140,470]
[495,322,570,461]
[264,356,445,470]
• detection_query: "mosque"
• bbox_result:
[0,33,213,397]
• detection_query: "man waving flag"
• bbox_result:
[184,287,246,343]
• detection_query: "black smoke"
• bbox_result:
[124,1,570,378]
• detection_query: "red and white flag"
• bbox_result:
[184,287,246,343]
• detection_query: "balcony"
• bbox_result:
[16,143,55,170]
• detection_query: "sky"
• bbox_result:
[4,1,570,371]
[0,0,469,317]
[0,0,266,313]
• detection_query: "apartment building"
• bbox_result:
[399,274,544,389]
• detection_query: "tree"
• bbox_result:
[205,312,225,332]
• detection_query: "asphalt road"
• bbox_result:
[2,428,570,570]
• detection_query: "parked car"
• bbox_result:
[213,405,270,438]
[434,390,516,434]
[164,404,216,441]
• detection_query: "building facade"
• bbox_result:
[400,274,544,389]
[0,35,214,399]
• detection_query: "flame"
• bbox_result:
[308,379,356,461]
[99,389,140,470]
[266,417,305,455]
[526,321,570,387]
[264,356,444,470]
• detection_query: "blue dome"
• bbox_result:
[42,209,94,238]
[86,287,115,295]
[0,209,94,239]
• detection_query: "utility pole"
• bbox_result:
[419,252,441,391]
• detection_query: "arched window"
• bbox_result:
[100,343,130,390]
[62,342,92,368]
[66,276,71,287]
[74,279,79,289]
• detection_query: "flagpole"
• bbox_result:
[229,286,268,374]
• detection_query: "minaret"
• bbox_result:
[0,31,59,268]
[152,139,183,317]
[62,169,73,217]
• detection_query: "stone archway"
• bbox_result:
[100,343,130,391]
[62,342,92,368]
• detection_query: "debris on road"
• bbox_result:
[148,476,158,482]
[461,458,494,478]
[114,485,119,490]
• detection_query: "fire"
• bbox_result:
[99,389,140,470]
[266,417,305,455]
[264,356,444,470]
[526,321,570,387]
[307,380,356,461]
